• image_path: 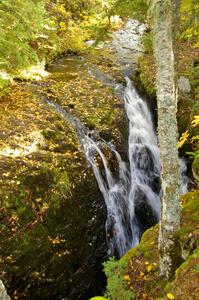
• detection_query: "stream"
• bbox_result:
[8,20,188,300]
[45,20,188,260]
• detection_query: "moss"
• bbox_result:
[192,155,199,183]
[102,189,199,300]
[42,129,62,142]
[133,54,156,97]
[164,249,199,300]
[180,190,199,227]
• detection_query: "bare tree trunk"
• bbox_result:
[150,0,181,278]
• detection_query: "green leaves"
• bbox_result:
[0,0,45,72]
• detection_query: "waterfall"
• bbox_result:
[46,78,188,258]
[124,78,161,249]
[80,79,162,257]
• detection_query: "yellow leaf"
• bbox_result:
[146,265,152,272]
[191,115,199,127]
[140,271,145,277]
[59,21,67,31]
[124,274,130,281]
[167,293,175,299]
[178,130,189,148]
[191,135,199,142]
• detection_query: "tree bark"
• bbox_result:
[150,0,181,278]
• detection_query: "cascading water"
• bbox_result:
[124,78,161,247]
[46,77,188,258]
[81,78,162,257]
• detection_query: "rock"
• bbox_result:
[111,19,146,75]
[178,76,191,94]
[0,280,10,300]
[85,40,95,47]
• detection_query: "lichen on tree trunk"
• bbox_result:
[150,0,182,278]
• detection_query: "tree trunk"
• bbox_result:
[150,0,181,278]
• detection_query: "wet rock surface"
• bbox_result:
[110,19,146,76]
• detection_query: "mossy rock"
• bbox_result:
[192,155,199,183]
[103,189,199,300]
[164,249,199,300]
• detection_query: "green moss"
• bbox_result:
[102,189,199,300]
[192,155,199,183]
[123,224,159,263]
[164,249,199,300]
[181,190,199,224]
[176,248,199,275]
[42,129,62,142]
[133,54,156,97]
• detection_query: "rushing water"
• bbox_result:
[47,77,188,258]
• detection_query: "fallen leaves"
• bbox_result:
[146,264,152,272]
[124,274,131,281]
[48,235,65,245]
[167,292,175,299]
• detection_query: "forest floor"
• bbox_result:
[0,48,128,299]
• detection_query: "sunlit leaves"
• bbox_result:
[191,115,199,127]
[0,0,45,71]
[146,264,152,272]
[178,130,189,148]
[180,0,199,46]
[59,22,67,31]
[167,293,175,299]
[124,274,131,281]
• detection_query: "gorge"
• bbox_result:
[0,19,192,300]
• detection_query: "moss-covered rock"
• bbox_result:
[192,155,199,184]
[101,189,199,300]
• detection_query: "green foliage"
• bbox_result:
[0,76,11,97]
[110,0,148,22]
[180,0,199,47]
[141,32,153,53]
[0,0,45,72]
[103,257,135,300]
[0,0,111,80]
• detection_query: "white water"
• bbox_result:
[80,78,162,257]
[46,78,188,258]
[81,78,188,257]
[124,78,161,247]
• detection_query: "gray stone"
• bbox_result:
[0,280,10,300]
[178,76,191,94]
